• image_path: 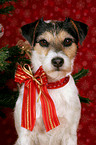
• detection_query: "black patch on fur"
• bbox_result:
[21,17,88,46]
[72,19,88,44]
[21,18,54,45]
[21,20,38,45]
[34,21,54,45]
[55,18,88,44]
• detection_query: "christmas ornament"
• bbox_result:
[0,24,4,38]
[16,40,31,58]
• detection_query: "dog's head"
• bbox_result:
[21,18,88,81]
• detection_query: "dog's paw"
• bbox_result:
[65,135,77,145]
[14,137,34,145]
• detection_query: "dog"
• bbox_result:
[14,17,88,145]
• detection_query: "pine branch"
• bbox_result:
[0,5,15,14]
[0,0,17,4]
[0,87,19,109]
[73,68,89,83]
[73,69,90,103]
[0,45,31,72]
[79,95,91,104]
[0,45,31,89]
[0,0,17,14]
[0,47,9,71]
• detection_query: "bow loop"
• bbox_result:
[15,65,31,84]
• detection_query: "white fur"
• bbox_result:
[31,50,74,82]
[14,48,81,145]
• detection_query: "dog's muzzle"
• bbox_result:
[51,57,64,68]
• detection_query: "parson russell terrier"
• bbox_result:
[14,18,88,145]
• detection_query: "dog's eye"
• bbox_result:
[63,38,73,47]
[39,39,49,47]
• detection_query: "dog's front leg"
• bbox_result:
[61,113,80,145]
[62,135,77,145]
[14,85,36,145]
[14,116,35,145]
[49,128,77,145]
[14,129,35,145]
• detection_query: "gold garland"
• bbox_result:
[16,40,32,58]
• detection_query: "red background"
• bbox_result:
[0,0,96,145]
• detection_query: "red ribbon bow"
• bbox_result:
[15,65,60,132]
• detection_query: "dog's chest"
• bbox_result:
[36,75,80,119]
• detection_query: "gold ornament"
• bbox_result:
[16,40,32,58]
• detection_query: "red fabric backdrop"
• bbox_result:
[0,0,96,145]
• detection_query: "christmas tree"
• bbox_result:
[0,0,91,118]
[0,0,31,117]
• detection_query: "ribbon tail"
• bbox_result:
[21,79,36,131]
[40,85,60,132]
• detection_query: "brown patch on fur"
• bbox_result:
[47,69,71,82]
[56,31,73,42]
[56,31,77,59]
[63,43,77,59]
[34,43,50,56]
[34,32,54,55]
[37,31,54,43]
[35,118,45,133]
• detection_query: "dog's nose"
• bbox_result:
[51,57,64,68]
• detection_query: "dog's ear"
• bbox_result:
[72,19,88,44]
[21,18,43,45]
[65,17,89,44]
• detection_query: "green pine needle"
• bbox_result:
[0,45,31,71]
[0,45,31,88]
[73,68,89,83]
[0,5,15,14]
[0,87,19,109]
[0,49,9,71]
[0,0,17,4]
[0,0,17,15]
[79,95,91,104]
[73,69,90,104]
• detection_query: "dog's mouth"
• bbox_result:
[45,68,71,82]
[47,68,71,74]
[55,67,63,71]
[42,56,72,82]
